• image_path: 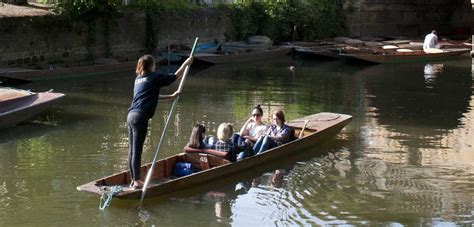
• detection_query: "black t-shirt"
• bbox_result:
[128,72,177,118]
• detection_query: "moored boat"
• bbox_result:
[160,40,222,63]
[339,48,470,64]
[193,46,293,64]
[0,61,137,81]
[294,45,340,59]
[0,87,65,129]
[76,112,352,199]
[195,40,221,54]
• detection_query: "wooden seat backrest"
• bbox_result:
[183,153,229,171]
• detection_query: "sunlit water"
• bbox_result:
[0,56,473,226]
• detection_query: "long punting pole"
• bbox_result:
[140,37,199,203]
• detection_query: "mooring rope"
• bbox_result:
[98,185,123,210]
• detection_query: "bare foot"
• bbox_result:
[133,180,144,189]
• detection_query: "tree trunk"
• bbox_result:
[7,0,29,5]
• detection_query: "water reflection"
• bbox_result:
[355,63,474,169]
[360,63,472,131]
[423,63,444,88]
[205,145,473,225]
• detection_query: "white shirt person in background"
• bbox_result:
[423,30,440,53]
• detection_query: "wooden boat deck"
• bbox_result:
[77,112,352,199]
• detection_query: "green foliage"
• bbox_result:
[54,0,120,22]
[225,0,346,42]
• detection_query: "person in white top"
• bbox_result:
[236,104,267,145]
[423,30,439,52]
[233,105,267,160]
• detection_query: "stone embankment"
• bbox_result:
[0,4,229,69]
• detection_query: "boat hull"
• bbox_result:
[0,61,136,81]
[0,91,65,129]
[194,47,293,64]
[295,46,339,59]
[339,48,470,64]
[77,112,352,199]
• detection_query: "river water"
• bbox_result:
[0,56,473,226]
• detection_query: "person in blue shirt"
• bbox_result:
[127,54,193,189]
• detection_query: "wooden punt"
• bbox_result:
[0,61,136,81]
[0,87,65,129]
[294,45,339,59]
[339,48,470,64]
[76,112,352,199]
[193,47,293,64]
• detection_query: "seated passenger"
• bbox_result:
[183,123,235,161]
[252,109,291,155]
[232,104,267,147]
[185,124,207,149]
[215,123,237,161]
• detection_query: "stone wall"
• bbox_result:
[341,0,473,38]
[1,2,473,68]
[0,8,230,68]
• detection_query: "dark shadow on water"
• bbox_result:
[0,108,101,145]
[0,122,57,145]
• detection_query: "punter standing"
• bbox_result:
[127,54,193,189]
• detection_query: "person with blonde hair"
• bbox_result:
[127,54,193,189]
[214,123,237,161]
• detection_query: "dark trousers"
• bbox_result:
[253,136,277,154]
[232,133,245,147]
[234,133,256,161]
[127,111,149,181]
